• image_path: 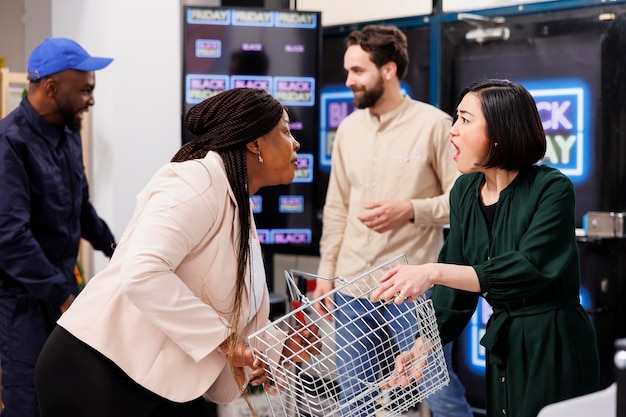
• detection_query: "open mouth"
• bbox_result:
[75,108,88,120]
[451,140,460,160]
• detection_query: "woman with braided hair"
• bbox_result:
[35,88,318,417]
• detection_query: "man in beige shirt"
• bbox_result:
[314,25,472,417]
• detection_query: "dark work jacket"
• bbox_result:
[433,165,599,417]
[0,98,115,308]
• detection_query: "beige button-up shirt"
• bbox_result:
[318,96,459,294]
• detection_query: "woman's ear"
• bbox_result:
[245,140,260,155]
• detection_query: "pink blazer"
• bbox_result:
[58,152,284,403]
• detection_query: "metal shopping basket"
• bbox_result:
[247,254,449,417]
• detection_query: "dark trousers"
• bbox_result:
[0,290,57,417]
[35,326,214,417]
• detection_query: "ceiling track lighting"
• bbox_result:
[458,12,511,44]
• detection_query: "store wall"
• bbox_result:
[0,0,52,71]
[5,0,548,279]
[0,0,26,69]
[295,0,550,26]
[49,0,189,272]
[12,0,560,280]
[296,0,431,26]
[48,0,321,280]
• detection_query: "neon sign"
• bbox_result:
[293,153,313,183]
[523,78,592,184]
[257,228,312,244]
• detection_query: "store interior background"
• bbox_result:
[1,0,574,285]
[1,0,625,415]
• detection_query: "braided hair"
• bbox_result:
[171,88,283,395]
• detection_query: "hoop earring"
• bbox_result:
[257,152,264,164]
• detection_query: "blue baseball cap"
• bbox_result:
[27,37,113,81]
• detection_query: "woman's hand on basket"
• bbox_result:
[219,342,269,388]
[369,264,435,304]
[380,337,429,389]
[281,322,322,363]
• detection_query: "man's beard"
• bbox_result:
[57,100,82,132]
[352,78,384,109]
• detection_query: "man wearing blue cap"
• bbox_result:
[0,37,116,417]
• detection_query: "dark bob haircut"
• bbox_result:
[456,79,546,171]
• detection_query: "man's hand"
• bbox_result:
[60,294,75,313]
[357,200,413,233]
[312,279,334,321]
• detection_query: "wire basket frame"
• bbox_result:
[248,254,449,417]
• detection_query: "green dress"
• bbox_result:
[433,165,600,417]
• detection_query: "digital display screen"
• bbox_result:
[182,6,321,252]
